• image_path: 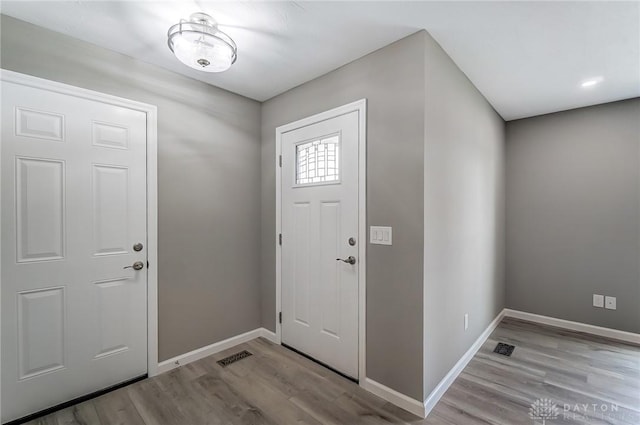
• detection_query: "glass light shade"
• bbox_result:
[168,13,237,73]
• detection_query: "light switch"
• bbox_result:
[370,226,392,245]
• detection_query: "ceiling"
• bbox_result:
[1,1,639,120]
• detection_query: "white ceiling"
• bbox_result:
[1,1,639,120]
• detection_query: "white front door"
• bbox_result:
[281,109,360,378]
[1,78,148,422]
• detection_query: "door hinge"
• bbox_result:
[279,155,282,167]
[279,233,282,245]
[279,312,282,324]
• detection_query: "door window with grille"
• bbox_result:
[295,134,340,186]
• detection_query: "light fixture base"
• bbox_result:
[189,12,218,30]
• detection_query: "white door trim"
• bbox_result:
[0,70,159,412]
[275,99,367,381]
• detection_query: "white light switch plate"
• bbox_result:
[605,296,617,310]
[370,226,392,245]
[593,294,604,308]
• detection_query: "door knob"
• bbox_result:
[124,261,144,271]
[336,256,356,265]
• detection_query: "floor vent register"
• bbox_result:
[493,342,516,357]
[217,350,253,367]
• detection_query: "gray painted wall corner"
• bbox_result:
[422,30,506,399]
[506,98,640,334]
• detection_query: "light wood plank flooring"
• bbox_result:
[25,318,640,425]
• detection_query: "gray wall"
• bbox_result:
[1,15,263,361]
[261,32,426,400]
[506,99,640,333]
[422,32,506,397]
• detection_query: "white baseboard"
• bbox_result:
[419,308,640,419]
[153,311,638,421]
[361,378,426,418]
[259,328,278,344]
[157,328,269,374]
[422,309,506,417]
[503,309,640,345]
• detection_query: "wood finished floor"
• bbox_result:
[25,318,640,425]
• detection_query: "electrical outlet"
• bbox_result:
[593,294,604,308]
[464,313,469,331]
[605,296,617,310]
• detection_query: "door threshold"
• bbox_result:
[4,374,147,425]
[282,343,358,384]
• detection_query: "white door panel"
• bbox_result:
[17,287,66,379]
[1,81,147,422]
[16,157,66,262]
[281,111,359,378]
[92,164,130,256]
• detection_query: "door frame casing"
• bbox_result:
[275,99,367,381]
[0,71,159,421]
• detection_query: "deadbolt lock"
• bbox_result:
[348,237,356,246]
[133,243,143,252]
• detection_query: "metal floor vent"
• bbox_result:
[493,342,516,357]
[217,350,253,367]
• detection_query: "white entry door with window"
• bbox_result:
[1,76,148,422]
[280,103,364,379]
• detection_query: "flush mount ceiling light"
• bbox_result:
[168,12,237,73]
